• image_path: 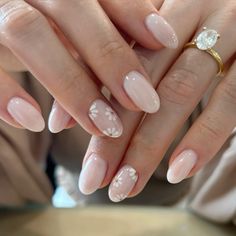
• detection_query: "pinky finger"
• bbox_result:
[167,61,236,184]
[0,67,45,132]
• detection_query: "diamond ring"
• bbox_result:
[184,27,224,76]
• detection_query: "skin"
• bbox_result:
[83,0,236,199]
[0,0,165,134]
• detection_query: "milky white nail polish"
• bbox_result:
[7,97,45,132]
[145,13,178,49]
[48,101,71,133]
[167,150,198,184]
[79,154,107,195]
[124,71,160,113]
[89,99,123,138]
[109,165,138,203]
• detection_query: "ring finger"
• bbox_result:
[108,6,236,201]
[167,58,236,184]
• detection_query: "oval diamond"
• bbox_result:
[196,29,218,50]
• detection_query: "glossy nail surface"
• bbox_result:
[89,99,123,138]
[48,101,71,133]
[109,165,138,203]
[145,13,178,49]
[167,150,198,184]
[124,71,160,113]
[79,154,107,195]
[7,97,45,132]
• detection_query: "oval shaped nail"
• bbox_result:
[79,154,107,195]
[167,150,198,184]
[145,13,178,49]
[89,99,123,138]
[48,101,71,133]
[109,165,138,203]
[124,71,160,113]
[7,97,45,132]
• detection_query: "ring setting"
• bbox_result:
[184,27,224,76]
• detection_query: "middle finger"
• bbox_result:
[27,0,161,113]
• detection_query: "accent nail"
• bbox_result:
[167,150,198,184]
[79,154,107,195]
[145,13,178,49]
[48,101,71,133]
[124,71,160,113]
[89,99,123,138]
[7,97,45,132]
[109,165,138,203]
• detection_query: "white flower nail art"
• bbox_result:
[113,175,123,188]
[89,99,123,138]
[105,107,117,121]
[89,103,99,120]
[128,168,138,181]
[109,165,138,203]
[103,127,120,137]
[113,194,127,202]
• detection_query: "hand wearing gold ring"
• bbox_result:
[76,0,236,202]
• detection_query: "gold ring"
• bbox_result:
[184,27,224,76]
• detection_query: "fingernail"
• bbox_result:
[145,13,178,49]
[7,97,45,132]
[124,71,160,113]
[109,165,138,203]
[79,154,107,195]
[89,99,123,138]
[48,101,71,133]
[167,150,198,184]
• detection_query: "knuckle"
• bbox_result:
[57,69,83,94]
[159,68,198,105]
[97,39,125,60]
[131,133,158,156]
[0,0,44,41]
[198,120,221,140]
[219,80,236,105]
[34,0,64,15]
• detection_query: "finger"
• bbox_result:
[0,44,26,71]
[79,103,143,195]
[78,0,201,195]
[109,4,236,201]
[167,59,236,183]
[27,0,160,114]
[0,67,45,132]
[99,0,178,50]
[0,0,123,138]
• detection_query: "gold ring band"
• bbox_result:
[184,42,224,76]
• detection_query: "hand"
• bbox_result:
[0,0,178,135]
[78,0,236,201]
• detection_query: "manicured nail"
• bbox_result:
[89,99,123,138]
[145,13,178,49]
[79,154,107,195]
[109,165,138,203]
[167,150,198,184]
[124,71,160,113]
[7,97,45,132]
[48,101,71,133]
